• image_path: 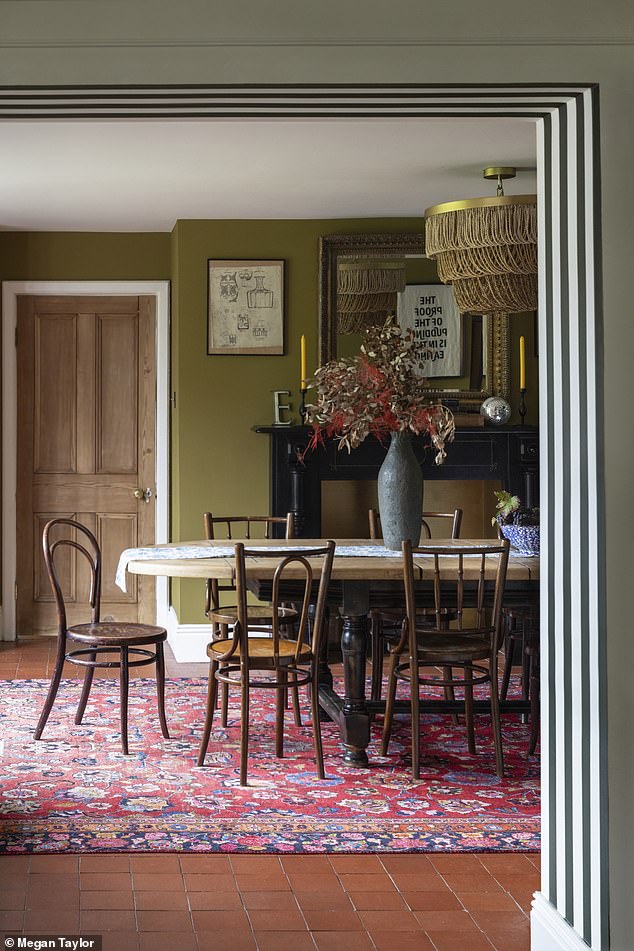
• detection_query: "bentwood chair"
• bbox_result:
[197,540,335,785]
[203,512,295,724]
[203,512,295,623]
[368,508,463,703]
[35,518,169,755]
[382,539,510,778]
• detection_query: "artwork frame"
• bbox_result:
[207,259,285,355]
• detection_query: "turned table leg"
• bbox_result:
[339,582,371,768]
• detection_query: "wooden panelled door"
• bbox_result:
[16,295,157,634]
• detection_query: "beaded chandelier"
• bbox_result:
[424,167,537,316]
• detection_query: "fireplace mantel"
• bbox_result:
[254,425,539,538]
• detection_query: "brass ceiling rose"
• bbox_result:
[424,166,537,316]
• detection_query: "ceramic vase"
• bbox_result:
[377,431,423,550]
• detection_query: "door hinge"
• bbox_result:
[14,581,18,601]
[14,325,18,347]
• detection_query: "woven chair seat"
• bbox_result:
[208,636,311,663]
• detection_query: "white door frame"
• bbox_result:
[1,280,171,640]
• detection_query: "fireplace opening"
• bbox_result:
[320,478,504,539]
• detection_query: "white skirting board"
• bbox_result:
[531,894,592,951]
[166,609,211,663]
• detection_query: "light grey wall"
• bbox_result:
[0,0,632,64]
[1,3,632,947]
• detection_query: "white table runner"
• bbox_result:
[115,543,397,591]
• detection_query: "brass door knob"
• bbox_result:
[133,487,153,503]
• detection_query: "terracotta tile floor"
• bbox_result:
[0,637,540,951]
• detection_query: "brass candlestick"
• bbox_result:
[299,387,308,424]
[519,387,527,425]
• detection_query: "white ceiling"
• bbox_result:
[0,117,537,231]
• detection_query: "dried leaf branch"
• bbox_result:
[305,319,455,463]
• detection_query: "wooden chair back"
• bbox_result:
[385,538,510,779]
[401,539,510,650]
[42,518,102,634]
[368,508,463,541]
[226,541,335,668]
[204,512,295,541]
[198,540,336,783]
[203,512,295,617]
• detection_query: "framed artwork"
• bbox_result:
[396,283,464,377]
[207,259,285,354]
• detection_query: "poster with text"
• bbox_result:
[397,284,463,377]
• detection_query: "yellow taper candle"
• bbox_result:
[519,335,526,390]
[300,334,307,388]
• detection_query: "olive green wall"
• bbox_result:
[170,218,538,621]
[170,217,424,619]
[0,223,538,623]
[0,232,170,280]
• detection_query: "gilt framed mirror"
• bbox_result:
[318,232,510,402]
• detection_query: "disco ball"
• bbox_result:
[480,396,512,425]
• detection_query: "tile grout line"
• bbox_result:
[276,857,319,951]
[331,857,387,951]
[435,860,526,946]
[378,855,512,950]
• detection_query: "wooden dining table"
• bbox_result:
[122,537,539,768]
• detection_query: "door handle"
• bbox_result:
[133,487,153,504]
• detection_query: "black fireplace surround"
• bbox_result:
[254,425,539,537]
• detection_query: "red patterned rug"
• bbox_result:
[0,677,539,853]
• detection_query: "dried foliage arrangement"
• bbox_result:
[305,319,455,463]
